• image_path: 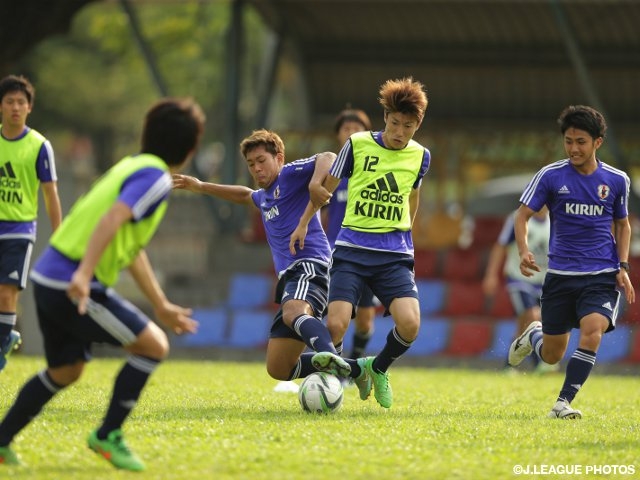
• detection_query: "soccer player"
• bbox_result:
[508,105,635,419]
[482,207,557,373]
[290,77,431,408]
[0,75,62,371]
[0,97,204,470]
[327,108,377,360]
[173,129,352,384]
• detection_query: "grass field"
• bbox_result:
[1,356,639,480]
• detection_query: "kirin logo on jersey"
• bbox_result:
[597,184,610,200]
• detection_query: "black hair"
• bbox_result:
[557,105,607,139]
[141,97,205,166]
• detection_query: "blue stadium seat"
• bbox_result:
[227,309,273,348]
[227,273,274,309]
[407,317,450,356]
[482,320,517,360]
[176,307,228,347]
[363,316,396,353]
[416,280,447,314]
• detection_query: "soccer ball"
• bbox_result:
[298,372,344,414]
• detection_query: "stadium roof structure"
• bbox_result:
[245,0,640,130]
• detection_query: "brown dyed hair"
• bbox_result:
[240,129,285,158]
[378,77,428,121]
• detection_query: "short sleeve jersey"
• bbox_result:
[31,156,170,288]
[519,159,630,274]
[251,155,331,277]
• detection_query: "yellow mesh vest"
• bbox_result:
[342,131,423,233]
[0,128,46,221]
[50,154,168,286]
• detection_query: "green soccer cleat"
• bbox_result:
[0,446,20,466]
[361,356,392,408]
[0,331,22,373]
[311,351,351,377]
[354,357,372,400]
[88,429,146,472]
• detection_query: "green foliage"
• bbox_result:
[2,357,639,479]
[19,1,267,167]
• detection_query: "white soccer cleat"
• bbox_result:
[508,321,541,366]
[547,399,582,419]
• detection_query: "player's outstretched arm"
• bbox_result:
[172,174,254,205]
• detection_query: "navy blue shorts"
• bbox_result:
[358,284,378,308]
[506,278,542,315]
[329,246,417,316]
[270,260,329,340]
[540,272,620,335]
[0,238,33,290]
[32,281,149,367]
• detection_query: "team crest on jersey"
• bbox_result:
[273,185,280,199]
[597,184,610,200]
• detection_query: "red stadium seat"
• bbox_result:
[443,320,493,356]
[487,285,516,318]
[414,248,440,278]
[441,281,486,316]
[442,247,484,282]
[470,216,505,248]
[624,328,640,363]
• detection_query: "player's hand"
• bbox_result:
[67,270,92,314]
[617,270,635,304]
[154,301,198,335]
[309,182,332,208]
[519,252,540,277]
[172,174,201,192]
[289,224,308,255]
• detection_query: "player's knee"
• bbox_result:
[541,348,563,365]
[397,315,420,341]
[130,327,170,359]
[266,363,289,381]
[48,363,85,387]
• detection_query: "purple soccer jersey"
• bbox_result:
[520,159,630,274]
[251,155,331,277]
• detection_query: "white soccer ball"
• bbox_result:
[298,372,344,414]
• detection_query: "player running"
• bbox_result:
[508,104,635,419]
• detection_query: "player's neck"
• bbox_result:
[571,157,598,176]
[1,123,26,140]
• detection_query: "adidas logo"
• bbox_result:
[282,290,290,299]
[0,161,21,190]
[8,271,19,280]
[602,301,613,311]
[361,172,403,204]
[558,185,570,194]
[0,161,17,178]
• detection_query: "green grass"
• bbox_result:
[1,356,639,479]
